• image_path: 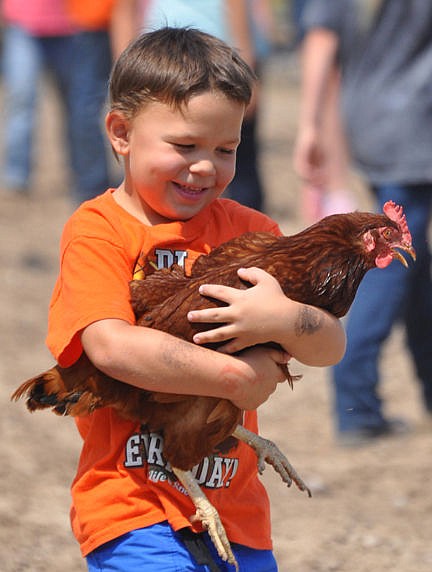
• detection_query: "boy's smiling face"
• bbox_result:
[107,91,245,225]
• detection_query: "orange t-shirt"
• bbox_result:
[66,0,114,29]
[47,189,282,557]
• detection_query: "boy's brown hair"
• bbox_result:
[109,26,256,118]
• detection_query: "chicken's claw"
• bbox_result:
[232,425,312,497]
[190,502,237,571]
[172,467,239,571]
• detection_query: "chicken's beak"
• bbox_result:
[392,244,417,267]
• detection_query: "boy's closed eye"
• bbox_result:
[169,142,196,154]
[218,147,237,155]
[170,141,237,155]
[174,143,235,154]
[173,143,195,150]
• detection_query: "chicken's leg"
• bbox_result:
[232,425,312,497]
[172,466,238,571]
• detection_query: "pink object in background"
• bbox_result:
[1,0,75,35]
[301,185,357,225]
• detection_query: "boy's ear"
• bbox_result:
[105,111,130,155]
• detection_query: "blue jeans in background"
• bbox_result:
[228,115,264,212]
[68,30,113,203]
[332,183,432,433]
[2,25,67,191]
[1,25,112,202]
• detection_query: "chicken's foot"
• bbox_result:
[172,466,238,571]
[232,425,312,497]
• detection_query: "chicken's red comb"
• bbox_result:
[383,200,412,243]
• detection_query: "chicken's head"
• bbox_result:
[363,201,416,269]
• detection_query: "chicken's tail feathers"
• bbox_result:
[11,376,40,404]
[11,354,103,416]
[11,367,77,414]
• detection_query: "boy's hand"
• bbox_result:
[230,345,290,410]
[187,267,295,354]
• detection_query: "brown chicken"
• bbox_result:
[12,200,415,570]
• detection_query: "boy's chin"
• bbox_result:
[166,198,216,220]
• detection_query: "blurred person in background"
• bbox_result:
[110,0,272,212]
[290,0,308,46]
[1,0,74,196]
[293,0,432,445]
[291,0,356,224]
[0,0,115,203]
[297,65,355,224]
[66,0,117,203]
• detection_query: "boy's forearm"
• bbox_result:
[276,303,346,367]
[81,319,251,402]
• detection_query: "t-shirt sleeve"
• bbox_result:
[222,199,283,237]
[248,209,282,237]
[47,232,135,367]
[302,0,342,34]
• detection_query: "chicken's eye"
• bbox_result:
[383,228,393,240]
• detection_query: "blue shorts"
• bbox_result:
[86,521,278,571]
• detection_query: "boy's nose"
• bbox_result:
[189,159,216,176]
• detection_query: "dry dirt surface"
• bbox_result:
[1,54,431,572]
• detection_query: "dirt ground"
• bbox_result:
[1,53,431,572]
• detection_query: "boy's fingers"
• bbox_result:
[236,266,267,285]
[192,325,236,346]
[216,339,248,354]
[188,307,228,323]
[197,283,238,303]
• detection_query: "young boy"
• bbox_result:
[47,27,346,571]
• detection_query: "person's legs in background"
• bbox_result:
[227,114,264,212]
[332,183,430,443]
[67,30,113,203]
[1,25,42,193]
[37,33,78,202]
[402,185,432,414]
